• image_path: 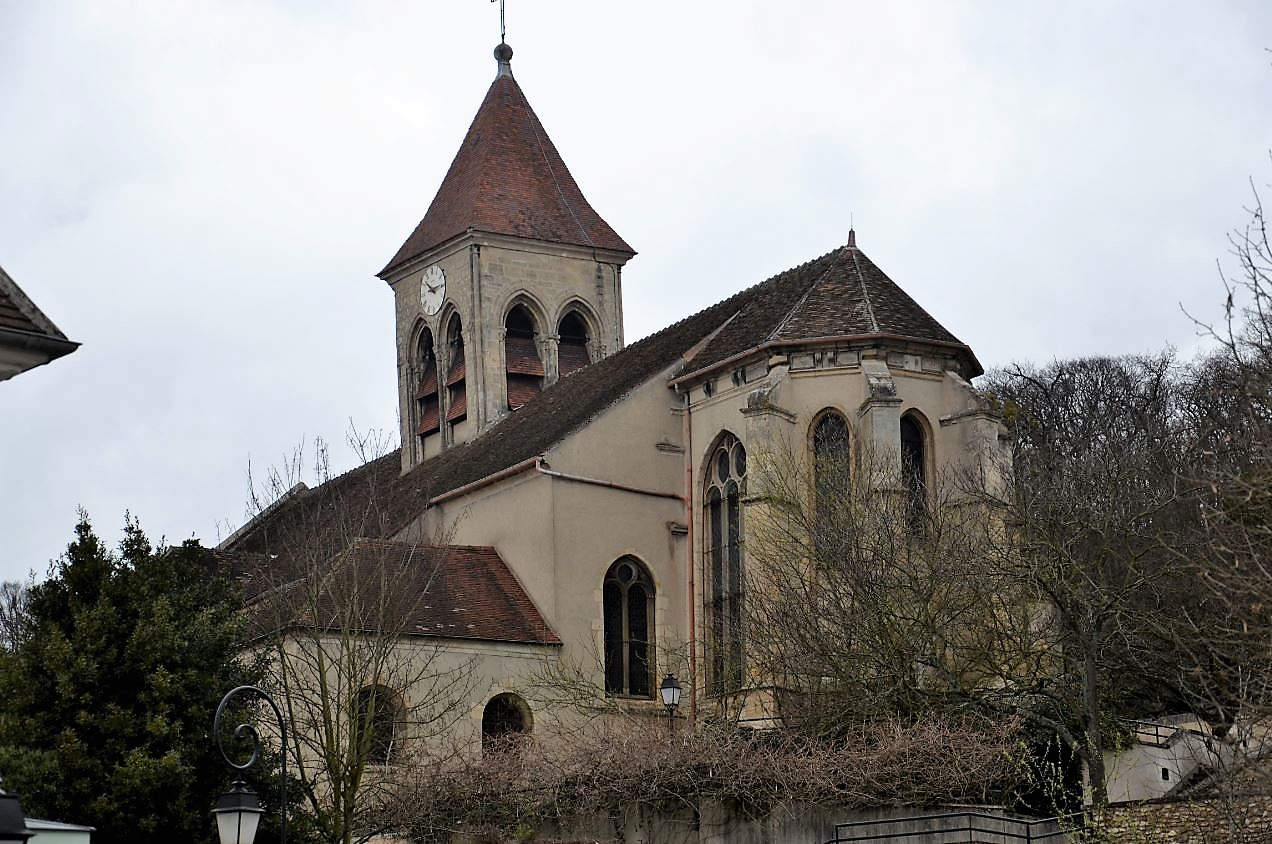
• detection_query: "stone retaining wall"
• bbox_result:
[1098,796,1272,843]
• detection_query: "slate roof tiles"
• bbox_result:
[679,242,978,380]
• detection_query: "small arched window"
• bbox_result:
[481,692,532,753]
[557,311,592,377]
[445,314,467,427]
[504,305,544,409]
[355,685,399,766]
[704,434,746,694]
[603,556,654,698]
[900,412,928,529]
[415,328,440,441]
[813,412,851,558]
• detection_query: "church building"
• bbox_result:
[223,43,1001,753]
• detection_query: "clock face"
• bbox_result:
[420,264,446,316]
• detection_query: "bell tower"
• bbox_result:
[379,44,636,472]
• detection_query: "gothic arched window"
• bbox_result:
[603,556,654,698]
[355,684,400,766]
[557,310,592,378]
[504,305,544,409]
[812,412,851,557]
[445,314,467,427]
[704,433,746,694]
[900,412,928,529]
[415,327,440,441]
[481,692,532,753]
[813,412,851,492]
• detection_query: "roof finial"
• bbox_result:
[847,214,856,249]
[492,0,506,44]
[494,41,514,77]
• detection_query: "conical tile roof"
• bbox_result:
[677,237,980,380]
[379,45,633,277]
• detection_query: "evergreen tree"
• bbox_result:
[0,514,265,843]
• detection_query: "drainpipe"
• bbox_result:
[678,385,697,726]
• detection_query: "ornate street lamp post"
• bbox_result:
[659,673,682,735]
[212,685,288,844]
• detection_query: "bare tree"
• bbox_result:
[743,436,1030,735]
[981,354,1210,809]
[1153,168,1272,836]
[224,431,476,844]
[0,580,30,652]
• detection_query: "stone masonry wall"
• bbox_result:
[1098,796,1272,843]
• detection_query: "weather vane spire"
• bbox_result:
[491,0,506,44]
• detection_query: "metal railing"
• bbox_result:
[823,810,1081,843]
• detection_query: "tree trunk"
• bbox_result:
[1083,648,1109,809]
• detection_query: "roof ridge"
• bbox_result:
[766,246,845,343]
[849,247,880,333]
[517,80,593,249]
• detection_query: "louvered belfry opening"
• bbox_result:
[445,314,467,426]
[416,327,440,440]
[504,305,543,409]
[557,310,591,377]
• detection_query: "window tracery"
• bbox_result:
[703,433,746,694]
[603,556,654,697]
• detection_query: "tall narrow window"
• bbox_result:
[557,311,592,377]
[900,413,927,529]
[355,685,399,766]
[603,556,654,697]
[504,305,544,409]
[445,314,467,427]
[703,434,746,694]
[813,412,850,559]
[415,328,440,442]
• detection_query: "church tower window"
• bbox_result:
[415,327,440,441]
[557,310,592,377]
[704,433,746,695]
[504,305,544,409]
[900,412,928,529]
[603,556,654,698]
[445,314,467,427]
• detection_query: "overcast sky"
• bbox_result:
[2,1,1270,582]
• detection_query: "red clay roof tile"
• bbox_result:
[379,51,633,276]
[241,540,559,645]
